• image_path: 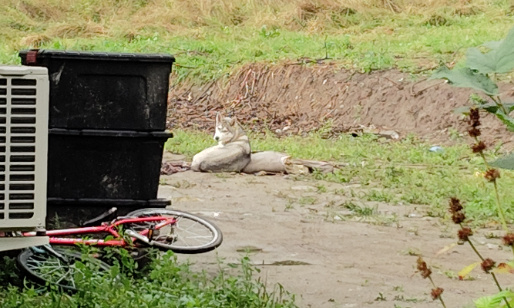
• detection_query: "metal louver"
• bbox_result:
[0,66,48,231]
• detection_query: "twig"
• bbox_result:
[384,77,404,90]
[410,80,446,97]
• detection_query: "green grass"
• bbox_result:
[167,129,514,224]
[1,0,514,82]
[0,250,297,308]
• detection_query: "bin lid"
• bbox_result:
[19,49,175,63]
[0,65,48,76]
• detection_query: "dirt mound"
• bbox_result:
[168,63,514,148]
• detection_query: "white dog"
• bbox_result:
[191,112,251,172]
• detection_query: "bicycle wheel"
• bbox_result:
[17,246,111,292]
[125,208,223,254]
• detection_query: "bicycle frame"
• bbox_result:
[21,216,176,247]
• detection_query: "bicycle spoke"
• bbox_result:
[125,208,222,253]
[18,247,111,291]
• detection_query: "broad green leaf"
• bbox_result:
[490,152,514,170]
[470,93,488,105]
[458,261,480,280]
[467,47,497,74]
[493,27,514,73]
[475,295,502,308]
[482,40,502,50]
[431,66,498,95]
[475,290,514,308]
[478,103,514,114]
[466,27,514,74]
[482,104,501,113]
[494,110,514,132]
[454,102,514,115]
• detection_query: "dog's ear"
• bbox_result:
[216,112,221,124]
[228,117,236,126]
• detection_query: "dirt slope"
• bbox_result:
[168,64,514,148]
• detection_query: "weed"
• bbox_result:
[170,180,196,189]
[315,184,327,193]
[393,295,424,303]
[214,173,232,179]
[442,270,461,280]
[298,196,317,206]
[274,191,289,199]
[285,199,294,211]
[416,26,514,307]
[334,188,347,196]
[375,292,387,301]
[365,189,394,202]
[403,248,422,257]
[393,285,404,292]
[0,250,298,307]
[342,201,376,217]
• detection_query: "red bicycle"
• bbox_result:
[13,208,223,291]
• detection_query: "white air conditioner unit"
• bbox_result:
[0,65,49,251]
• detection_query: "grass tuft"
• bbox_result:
[0,250,297,307]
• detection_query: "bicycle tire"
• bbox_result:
[125,208,223,254]
[17,246,111,292]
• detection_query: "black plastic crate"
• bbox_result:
[19,49,175,131]
[47,129,172,201]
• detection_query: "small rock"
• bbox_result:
[486,243,499,250]
[291,185,313,191]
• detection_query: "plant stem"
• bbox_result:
[466,233,512,308]
[428,276,447,308]
[478,152,490,169]
[490,272,510,308]
[477,143,509,235]
[490,95,507,114]
[493,180,509,232]
[465,235,484,262]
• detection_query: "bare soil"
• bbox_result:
[168,64,514,148]
[163,65,514,307]
[158,167,510,308]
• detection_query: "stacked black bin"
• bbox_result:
[19,50,175,225]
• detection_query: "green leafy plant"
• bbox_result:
[431,26,514,168]
[418,25,514,307]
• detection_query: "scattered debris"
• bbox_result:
[429,146,444,153]
[161,161,190,175]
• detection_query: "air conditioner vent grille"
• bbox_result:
[0,66,48,231]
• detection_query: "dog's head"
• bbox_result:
[214,112,242,146]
